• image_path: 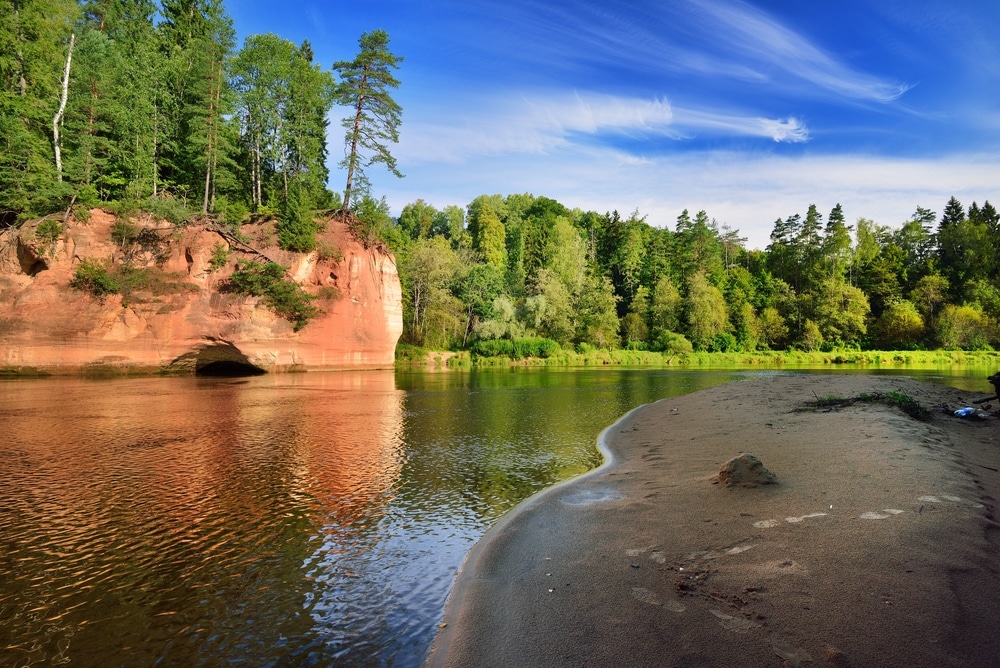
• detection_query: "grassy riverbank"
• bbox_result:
[396,344,1000,371]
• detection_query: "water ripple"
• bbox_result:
[1,368,898,666]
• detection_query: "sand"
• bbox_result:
[427,375,1000,667]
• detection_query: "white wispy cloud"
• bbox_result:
[395,93,809,164]
[698,0,911,103]
[461,0,910,105]
[376,145,999,251]
[672,109,810,142]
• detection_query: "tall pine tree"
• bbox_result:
[333,29,403,210]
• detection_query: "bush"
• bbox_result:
[650,331,694,354]
[71,259,120,296]
[111,220,140,246]
[471,337,560,359]
[146,194,194,225]
[209,242,230,271]
[709,332,739,352]
[230,261,319,331]
[36,219,64,246]
[215,196,249,228]
[277,187,319,252]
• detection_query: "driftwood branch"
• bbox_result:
[973,372,1000,404]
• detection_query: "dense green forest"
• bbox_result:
[0,0,401,239]
[387,195,1000,354]
[3,1,999,355]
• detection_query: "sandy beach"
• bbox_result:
[428,374,1000,667]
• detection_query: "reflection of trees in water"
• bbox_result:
[0,372,407,666]
[9,368,928,665]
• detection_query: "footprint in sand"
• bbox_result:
[631,587,686,612]
[860,494,985,518]
[709,609,760,633]
[785,512,828,524]
[860,509,905,520]
[625,546,668,564]
[773,643,813,667]
[753,513,826,529]
[930,494,985,508]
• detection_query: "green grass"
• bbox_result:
[803,390,932,422]
[401,347,1000,369]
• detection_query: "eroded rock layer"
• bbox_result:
[0,210,403,374]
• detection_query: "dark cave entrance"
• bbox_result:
[194,343,266,377]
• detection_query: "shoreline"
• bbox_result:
[427,374,1000,667]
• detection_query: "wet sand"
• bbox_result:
[428,375,1000,667]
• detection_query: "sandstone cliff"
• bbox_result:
[0,209,403,375]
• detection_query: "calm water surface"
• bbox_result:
[0,367,987,666]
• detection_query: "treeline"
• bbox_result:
[1,0,402,253]
[384,194,1000,354]
[7,4,999,355]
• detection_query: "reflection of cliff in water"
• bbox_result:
[0,372,405,666]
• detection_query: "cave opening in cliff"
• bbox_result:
[194,343,266,377]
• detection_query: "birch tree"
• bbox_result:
[52,32,74,181]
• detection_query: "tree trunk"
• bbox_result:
[342,100,362,209]
[14,4,27,97]
[342,68,369,210]
[52,33,75,182]
[202,55,223,215]
[152,103,159,196]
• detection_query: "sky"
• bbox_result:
[227,0,1000,249]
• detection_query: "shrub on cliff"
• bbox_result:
[229,261,319,331]
[71,259,120,296]
[276,187,320,252]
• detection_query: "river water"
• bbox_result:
[0,367,987,666]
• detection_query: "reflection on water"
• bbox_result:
[0,367,987,666]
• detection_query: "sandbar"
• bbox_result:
[428,374,1000,667]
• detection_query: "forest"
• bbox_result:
[388,195,1000,355]
[3,1,999,356]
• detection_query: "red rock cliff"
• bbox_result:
[0,210,403,374]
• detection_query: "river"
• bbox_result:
[0,367,987,666]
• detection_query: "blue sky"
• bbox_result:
[227,0,1000,249]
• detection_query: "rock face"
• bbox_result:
[716,453,778,487]
[0,210,403,374]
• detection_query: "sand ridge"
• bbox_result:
[428,374,1000,667]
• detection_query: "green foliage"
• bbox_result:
[111,220,140,246]
[873,300,924,349]
[316,242,343,263]
[35,219,65,247]
[209,243,230,271]
[145,195,194,225]
[650,331,694,354]
[334,29,403,210]
[709,332,739,352]
[277,186,319,252]
[936,304,995,350]
[347,194,394,249]
[70,257,197,305]
[810,391,932,422]
[229,261,319,330]
[684,270,728,350]
[471,337,561,359]
[218,197,249,227]
[71,258,120,296]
